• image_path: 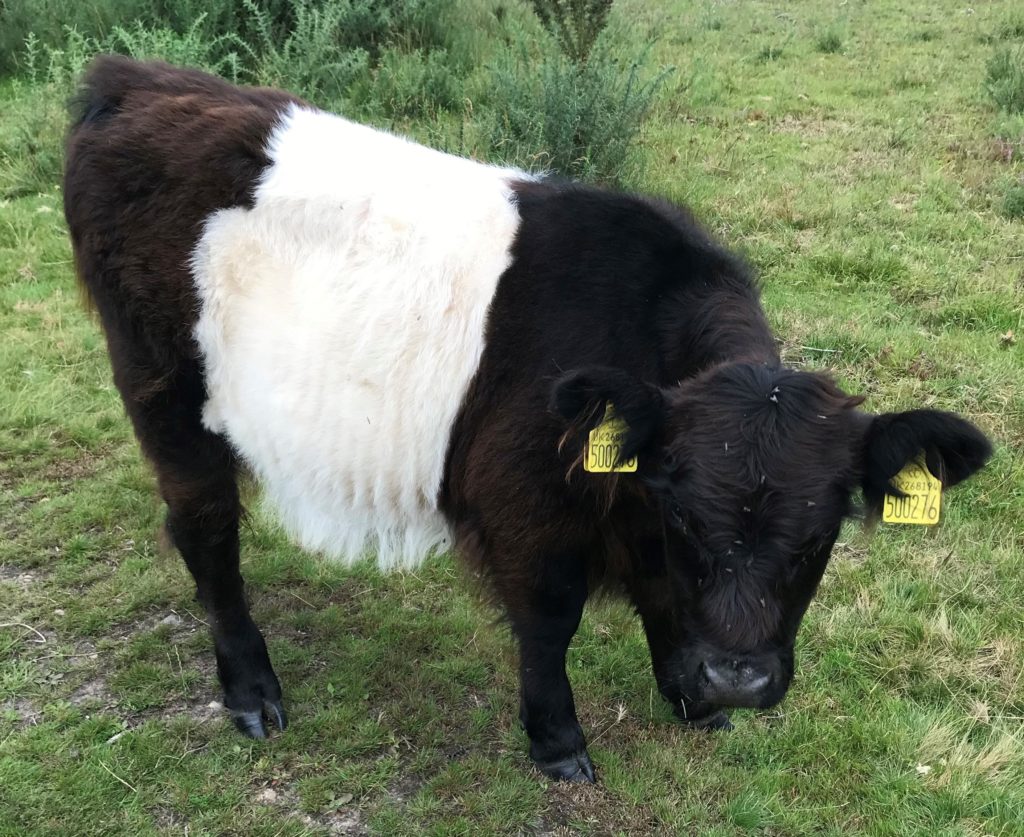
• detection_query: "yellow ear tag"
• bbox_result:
[882,458,942,525]
[584,403,638,473]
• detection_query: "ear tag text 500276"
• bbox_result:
[882,458,942,525]
[584,403,637,473]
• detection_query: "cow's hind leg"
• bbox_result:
[114,352,285,738]
[158,441,286,738]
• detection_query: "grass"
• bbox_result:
[2,0,1024,834]
[986,44,1024,115]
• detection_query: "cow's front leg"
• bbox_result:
[499,553,594,782]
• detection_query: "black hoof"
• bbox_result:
[232,708,268,739]
[536,751,596,783]
[230,699,287,739]
[684,710,733,731]
[263,699,288,732]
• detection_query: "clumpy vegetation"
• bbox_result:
[985,44,1024,115]
[815,27,843,55]
[1003,178,1024,220]
[2,0,1023,834]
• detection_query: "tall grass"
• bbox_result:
[985,45,1024,114]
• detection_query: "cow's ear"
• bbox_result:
[860,408,992,510]
[550,366,664,462]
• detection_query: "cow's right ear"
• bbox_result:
[549,366,664,462]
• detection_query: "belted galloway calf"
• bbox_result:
[63,56,992,782]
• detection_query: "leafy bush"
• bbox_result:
[0,0,147,74]
[487,43,669,184]
[529,0,613,64]
[243,0,462,112]
[0,31,99,197]
[353,48,463,121]
[103,19,248,79]
[985,46,1024,114]
[244,0,373,104]
[2,0,664,190]
[0,0,453,79]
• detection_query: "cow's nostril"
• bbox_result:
[701,661,733,692]
[743,670,772,693]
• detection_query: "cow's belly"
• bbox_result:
[190,107,524,568]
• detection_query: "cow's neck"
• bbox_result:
[659,280,780,381]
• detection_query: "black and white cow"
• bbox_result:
[63,56,992,782]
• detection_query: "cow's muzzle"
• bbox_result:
[697,655,787,709]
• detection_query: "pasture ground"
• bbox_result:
[1,1,1023,834]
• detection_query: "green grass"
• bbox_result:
[2,0,1024,834]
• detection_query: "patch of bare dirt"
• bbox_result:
[8,607,228,734]
[384,771,427,806]
[533,781,670,836]
[253,781,370,836]
[298,809,368,836]
[1,697,44,727]
[69,676,115,709]
[0,564,44,589]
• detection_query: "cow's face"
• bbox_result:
[552,362,991,721]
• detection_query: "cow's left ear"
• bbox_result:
[550,366,664,462]
[860,408,993,509]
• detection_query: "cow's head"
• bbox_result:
[551,361,991,722]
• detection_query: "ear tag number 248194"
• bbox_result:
[883,458,942,525]
[584,404,637,473]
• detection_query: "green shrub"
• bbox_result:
[529,0,613,64]
[353,48,463,121]
[0,0,272,75]
[985,46,1024,114]
[1,0,453,80]
[244,0,374,104]
[245,0,453,62]
[487,43,670,184]
[0,0,146,74]
[103,18,248,79]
